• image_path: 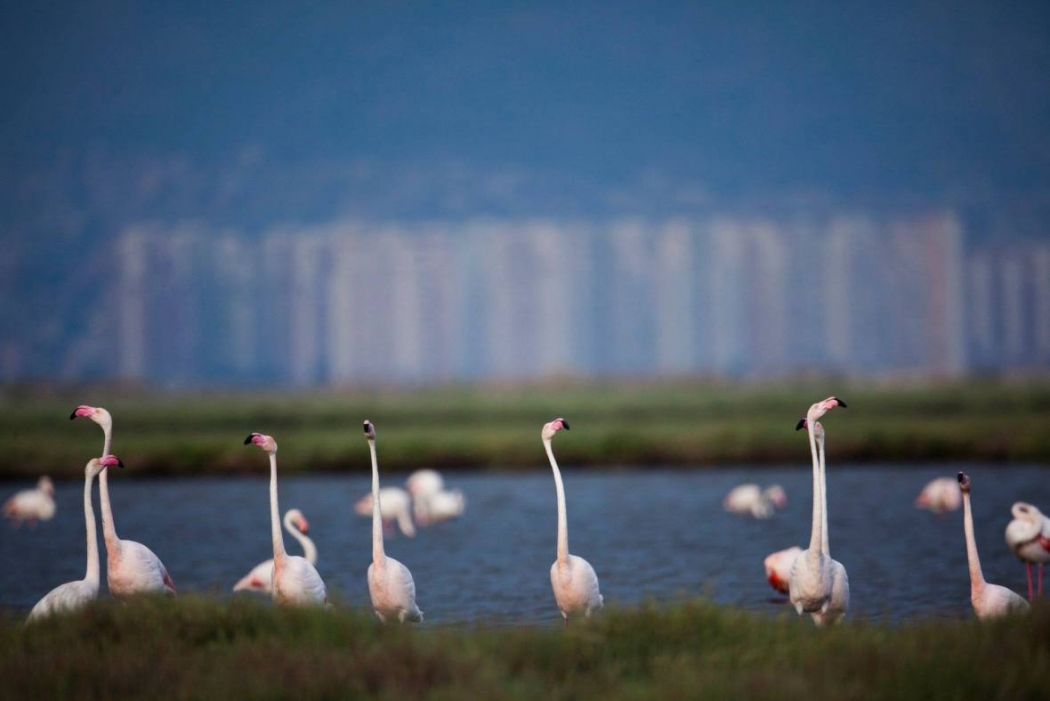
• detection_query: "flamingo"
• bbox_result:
[764,546,803,595]
[232,509,317,593]
[26,455,121,622]
[543,417,603,623]
[70,405,176,598]
[788,397,847,622]
[957,472,1029,620]
[353,487,416,537]
[723,483,786,519]
[243,433,327,606]
[1004,501,1050,600]
[809,415,849,626]
[406,468,466,526]
[363,420,423,623]
[3,476,56,527]
[915,477,962,514]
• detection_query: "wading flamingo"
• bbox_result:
[764,546,803,595]
[244,433,327,606]
[3,476,56,527]
[233,509,318,593]
[809,416,849,626]
[70,406,176,598]
[406,468,466,525]
[788,397,846,621]
[915,477,962,514]
[353,487,416,537]
[543,417,603,623]
[957,472,1029,620]
[1005,501,1050,600]
[26,455,121,622]
[363,420,423,623]
[723,484,787,519]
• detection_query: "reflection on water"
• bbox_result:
[2,464,1048,625]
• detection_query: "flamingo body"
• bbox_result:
[106,539,177,597]
[723,484,784,519]
[764,546,802,595]
[915,477,962,514]
[551,554,604,619]
[233,509,317,593]
[354,487,416,537]
[3,477,56,526]
[1004,502,1050,599]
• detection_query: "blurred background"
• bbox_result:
[2,1,1049,387]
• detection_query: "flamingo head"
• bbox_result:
[794,418,824,438]
[807,396,847,422]
[286,508,310,534]
[363,420,376,441]
[36,476,55,496]
[763,484,787,508]
[353,494,372,516]
[957,471,972,494]
[70,405,113,430]
[244,432,277,454]
[87,455,124,477]
[1011,501,1045,524]
[406,469,443,497]
[541,417,570,441]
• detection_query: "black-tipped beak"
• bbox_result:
[834,397,848,409]
[243,434,254,445]
[957,471,964,483]
[69,410,77,420]
[562,420,570,430]
[117,459,125,469]
[363,423,370,433]
[795,419,806,431]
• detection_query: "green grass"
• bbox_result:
[2,597,1048,700]
[2,377,1049,478]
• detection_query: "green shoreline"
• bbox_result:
[2,378,1049,478]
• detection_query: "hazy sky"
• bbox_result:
[3,0,1050,222]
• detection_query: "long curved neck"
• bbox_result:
[369,440,385,564]
[84,471,100,587]
[269,453,286,563]
[97,466,119,548]
[101,423,112,459]
[819,433,830,556]
[545,439,569,563]
[286,521,317,565]
[807,422,823,553]
[961,490,986,593]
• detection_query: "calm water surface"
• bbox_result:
[2,464,1048,625]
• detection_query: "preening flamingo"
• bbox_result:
[723,483,786,519]
[1004,501,1050,600]
[788,397,847,622]
[915,477,962,514]
[957,472,1029,620]
[354,487,417,537]
[233,509,318,593]
[71,406,176,598]
[363,420,423,623]
[244,433,327,606]
[406,468,466,526]
[3,476,56,527]
[764,546,802,595]
[26,455,121,622]
[543,417,603,623]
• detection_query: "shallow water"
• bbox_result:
[3,464,1048,625]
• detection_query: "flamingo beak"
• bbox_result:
[795,419,807,431]
[833,397,848,408]
[243,434,255,445]
[561,420,570,430]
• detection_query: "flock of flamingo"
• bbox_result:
[5,397,1049,626]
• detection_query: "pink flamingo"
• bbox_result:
[957,472,1029,620]
[915,477,962,514]
[363,420,423,623]
[1004,501,1050,600]
[244,433,327,606]
[543,417,603,623]
[764,546,802,595]
[27,455,121,622]
[3,476,56,527]
[70,406,176,598]
[232,509,318,593]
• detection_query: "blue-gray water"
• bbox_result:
[3,464,1048,625]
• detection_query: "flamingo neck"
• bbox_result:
[269,453,286,563]
[545,439,569,564]
[286,520,317,566]
[807,422,823,553]
[84,471,100,588]
[101,423,112,459]
[961,490,986,594]
[819,433,830,556]
[369,441,385,565]
[97,466,120,549]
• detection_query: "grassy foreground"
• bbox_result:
[2,597,1048,700]
[2,378,1049,477]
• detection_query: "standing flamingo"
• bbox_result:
[957,472,1029,619]
[723,484,787,519]
[353,487,417,537]
[788,397,846,621]
[810,415,849,626]
[915,477,962,514]
[3,476,56,527]
[232,509,318,593]
[243,433,327,606]
[406,468,466,526]
[70,405,176,598]
[1004,502,1050,600]
[363,420,423,623]
[26,455,122,622]
[543,417,603,623]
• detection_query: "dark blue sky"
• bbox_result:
[3,1,1050,220]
